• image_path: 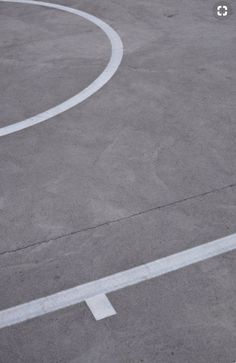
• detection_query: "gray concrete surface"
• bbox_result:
[0,0,236,361]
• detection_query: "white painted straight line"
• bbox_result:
[0,233,236,329]
[85,294,116,320]
[0,0,123,137]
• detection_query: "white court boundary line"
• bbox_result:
[0,233,236,329]
[0,0,123,137]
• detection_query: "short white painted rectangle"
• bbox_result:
[85,294,116,320]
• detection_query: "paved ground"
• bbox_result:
[0,0,236,362]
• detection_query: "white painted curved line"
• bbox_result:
[0,0,123,137]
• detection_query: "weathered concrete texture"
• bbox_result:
[0,1,110,126]
[1,184,236,310]
[1,249,236,363]
[0,0,236,361]
[0,0,236,250]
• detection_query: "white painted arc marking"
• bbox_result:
[0,0,123,137]
[0,233,236,329]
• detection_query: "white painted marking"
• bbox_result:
[85,294,116,320]
[0,0,123,137]
[0,233,236,329]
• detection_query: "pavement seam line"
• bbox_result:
[1,181,236,256]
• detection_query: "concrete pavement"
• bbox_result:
[0,0,236,361]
